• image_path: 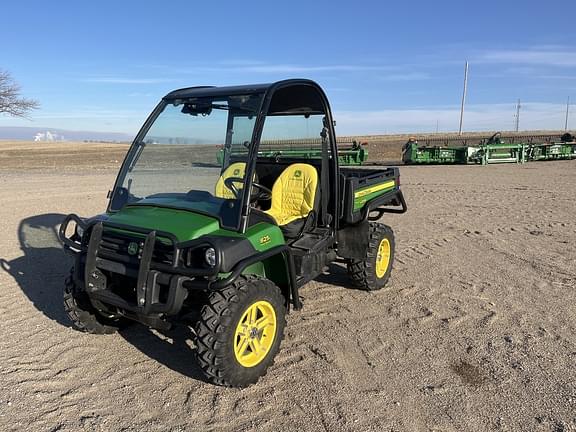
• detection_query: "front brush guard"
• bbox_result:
[59,213,86,253]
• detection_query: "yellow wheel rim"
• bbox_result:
[233,300,277,368]
[375,238,391,278]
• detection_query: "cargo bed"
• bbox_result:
[340,167,406,224]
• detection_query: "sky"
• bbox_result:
[1,0,575,137]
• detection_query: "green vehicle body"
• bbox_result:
[107,205,284,251]
[104,206,287,286]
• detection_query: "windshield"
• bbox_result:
[110,93,264,230]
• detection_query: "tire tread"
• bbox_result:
[347,222,395,291]
[195,275,286,387]
[64,268,120,335]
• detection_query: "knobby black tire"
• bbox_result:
[194,275,286,388]
[63,267,122,334]
[347,222,395,291]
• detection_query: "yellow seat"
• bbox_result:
[264,163,318,227]
[214,162,246,199]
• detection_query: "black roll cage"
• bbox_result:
[106,79,339,234]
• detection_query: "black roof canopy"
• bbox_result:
[162,79,328,115]
[163,83,271,100]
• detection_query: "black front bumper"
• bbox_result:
[60,216,208,322]
[84,222,189,316]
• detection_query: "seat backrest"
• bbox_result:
[265,163,318,226]
[214,162,246,199]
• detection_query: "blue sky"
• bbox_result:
[1,0,575,136]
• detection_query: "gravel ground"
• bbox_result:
[0,143,575,431]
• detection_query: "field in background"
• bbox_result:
[0,141,130,170]
[1,129,568,169]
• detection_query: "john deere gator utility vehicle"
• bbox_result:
[59,79,406,387]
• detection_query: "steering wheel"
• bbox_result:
[252,182,272,201]
[487,132,501,144]
[223,177,243,198]
[223,177,272,201]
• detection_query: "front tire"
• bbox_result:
[347,222,395,291]
[194,275,286,387]
[64,268,123,334]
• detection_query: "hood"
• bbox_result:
[106,204,222,242]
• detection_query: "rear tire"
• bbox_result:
[194,275,286,388]
[347,222,395,291]
[64,268,124,334]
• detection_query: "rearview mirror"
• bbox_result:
[181,102,213,116]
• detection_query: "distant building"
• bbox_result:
[33,131,65,142]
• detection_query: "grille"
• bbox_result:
[97,231,175,267]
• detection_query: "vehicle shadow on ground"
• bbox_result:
[1,213,208,382]
[314,262,360,289]
[119,323,208,382]
[0,213,72,326]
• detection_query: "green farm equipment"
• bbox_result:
[402,133,535,165]
[402,132,576,166]
[58,79,406,388]
[527,133,576,161]
[402,137,471,164]
[471,133,527,165]
[216,139,368,166]
[402,138,478,164]
[336,141,369,165]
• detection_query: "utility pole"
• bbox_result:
[565,96,570,131]
[514,99,521,132]
[436,119,439,133]
[458,61,469,136]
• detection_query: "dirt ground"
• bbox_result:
[0,141,575,431]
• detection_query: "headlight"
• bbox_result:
[205,247,216,267]
[75,224,84,238]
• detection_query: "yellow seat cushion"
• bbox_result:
[214,162,246,199]
[265,163,318,226]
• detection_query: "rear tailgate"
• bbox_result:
[340,167,406,224]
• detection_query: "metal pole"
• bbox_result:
[458,61,468,136]
[514,99,521,132]
[565,96,570,131]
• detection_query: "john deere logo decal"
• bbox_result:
[294,170,302,178]
[259,235,271,245]
[127,242,139,255]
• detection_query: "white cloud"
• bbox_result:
[225,64,389,73]
[476,49,576,67]
[2,102,573,136]
[30,109,144,119]
[537,75,576,80]
[80,77,175,84]
[165,62,415,76]
[0,107,148,134]
[334,102,574,135]
[378,72,430,81]
[127,92,154,97]
[78,63,427,87]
